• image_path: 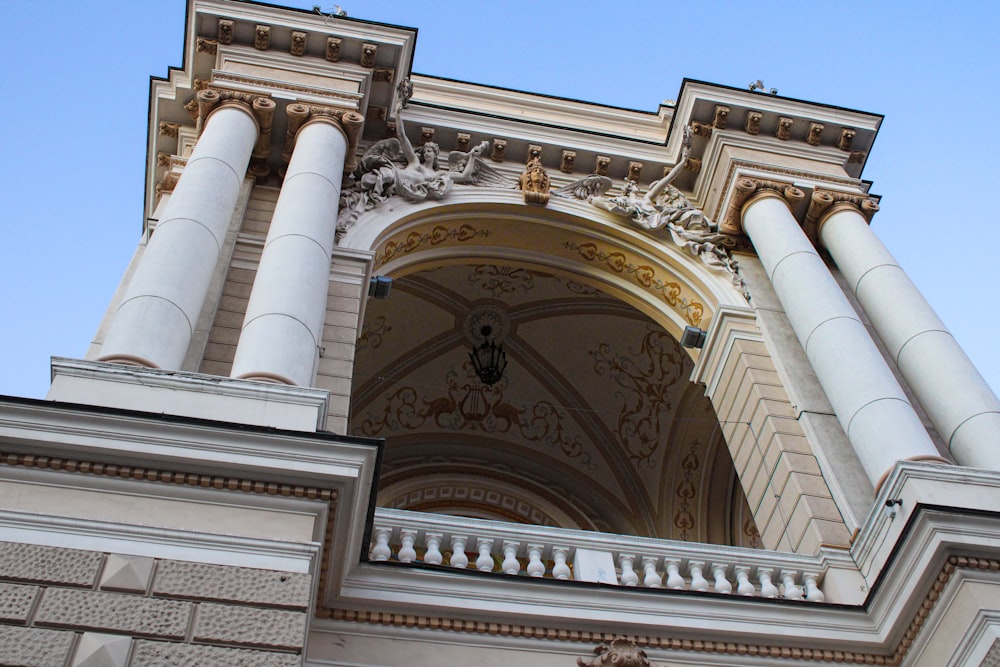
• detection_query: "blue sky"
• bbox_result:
[1,1,997,401]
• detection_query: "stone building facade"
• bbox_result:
[2,1,1000,665]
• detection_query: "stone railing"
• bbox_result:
[370,508,828,601]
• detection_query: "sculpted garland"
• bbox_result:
[337,81,739,285]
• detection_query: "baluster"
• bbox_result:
[552,546,571,580]
[618,554,639,587]
[475,538,494,572]
[780,571,803,600]
[370,527,392,561]
[734,566,756,596]
[526,544,546,577]
[450,535,469,569]
[711,563,732,594]
[397,529,417,563]
[758,568,779,598]
[424,532,443,565]
[803,573,825,602]
[664,559,685,589]
[501,541,520,575]
[641,557,662,588]
[688,561,709,592]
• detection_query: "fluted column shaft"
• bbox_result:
[229,118,347,386]
[819,205,1000,470]
[742,193,941,484]
[100,104,258,369]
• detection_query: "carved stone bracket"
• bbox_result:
[282,102,365,172]
[838,128,855,151]
[807,122,825,146]
[455,133,471,152]
[745,111,762,135]
[776,117,793,141]
[490,139,506,162]
[254,25,270,50]
[196,37,218,55]
[155,171,181,199]
[594,155,610,176]
[326,37,342,62]
[560,150,576,173]
[713,105,730,129]
[360,43,377,68]
[217,19,234,45]
[577,639,657,667]
[627,161,643,182]
[158,122,180,138]
[290,31,307,57]
[690,121,713,138]
[720,176,805,235]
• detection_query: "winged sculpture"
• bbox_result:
[337,79,514,236]
[553,128,740,282]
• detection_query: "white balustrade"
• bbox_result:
[501,541,520,575]
[526,544,546,578]
[476,538,494,572]
[689,561,709,592]
[758,569,779,598]
[619,555,639,587]
[712,564,732,594]
[366,508,834,602]
[734,566,756,596]
[641,557,662,588]
[449,535,469,569]
[781,571,804,600]
[665,560,685,590]
[803,573,825,602]
[398,529,417,563]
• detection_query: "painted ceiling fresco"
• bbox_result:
[350,263,757,546]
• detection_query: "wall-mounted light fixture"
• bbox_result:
[368,276,392,299]
[680,326,707,349]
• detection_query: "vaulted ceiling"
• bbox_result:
[350,263,757,546]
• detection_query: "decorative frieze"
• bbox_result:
[290,31,306,56]
[217,19,234,44]
[254,25,270,50]
[325,36,341,62]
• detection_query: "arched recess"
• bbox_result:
[339,191,847,552]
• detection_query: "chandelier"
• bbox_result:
[469,325,507,385]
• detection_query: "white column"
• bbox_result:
[229,118,347,386]
[819,204,1000,470]
[99,104,258,369]
[741,193,942,484]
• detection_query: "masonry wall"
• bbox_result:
[0,542,310,666]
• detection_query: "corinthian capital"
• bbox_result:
[719,176,806,234]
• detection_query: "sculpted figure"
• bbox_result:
[555,127,740,281]
[337,79,510,237]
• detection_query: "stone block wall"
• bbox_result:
[0,542,309,666]
[710,338,852,553]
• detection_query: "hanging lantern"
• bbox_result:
[469,325,507,385]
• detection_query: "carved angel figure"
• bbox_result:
[337,79,512,236]
[554,128,740,281]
